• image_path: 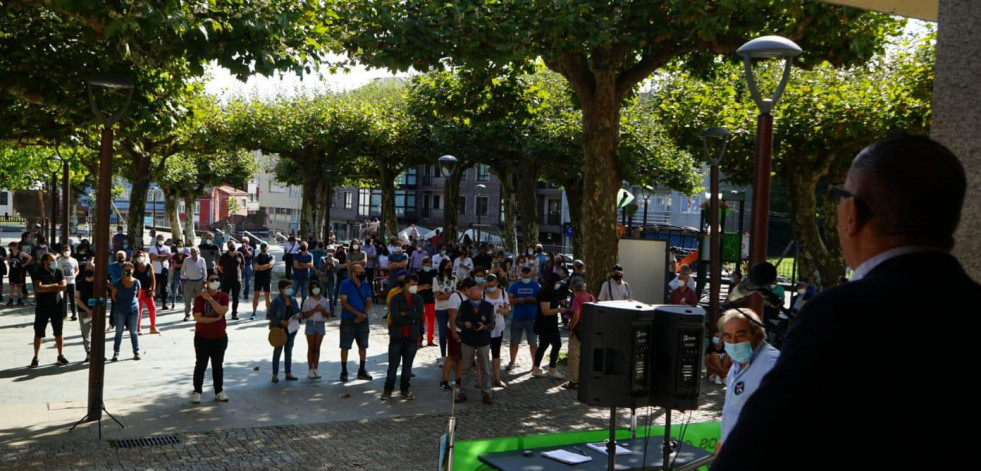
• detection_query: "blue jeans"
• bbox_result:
[272,331,297,376]
[113,307,140,354]
[242,268,253,299]
[435,309,449,357]
[323,273,337,314]
[170,270,182,303]
[293,277,309,306]
[384,337,419,393]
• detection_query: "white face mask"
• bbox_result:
[352,244,360,251]
[311,288,321,295]
[63,252,70,258]
[208,281,221,291]
[798,288,807,295]
[678,280,687,288]
[408,285,418,294]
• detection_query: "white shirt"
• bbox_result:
[598,279,631,301]
[434,275,458,310]
[432,253,445,267]
[149,244,171,274]
[484,290,508,338]
[302,296,330,323]
[721,341,780,443]
[446,291,466,333]
[284,241,300,254]
[58,256,79,284]
[454,257,473,279]
[181,256,207,281]
[850,245,946,281]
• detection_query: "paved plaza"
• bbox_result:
[0,241,723,470]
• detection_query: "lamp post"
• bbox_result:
[640,185,653,229]
[702,127,730,329]
[84,73,134,427]
[737,35,801,313]
[437,155,458,243]
[475,183,486,244]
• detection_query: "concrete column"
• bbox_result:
[933,0,981,281]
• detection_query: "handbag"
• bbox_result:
[268,327,287,347]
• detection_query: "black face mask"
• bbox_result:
[117,258,125,263]
[84,271,94,278]
[612,274,623,281]
[123,270,133,277]
[355,273,366,280]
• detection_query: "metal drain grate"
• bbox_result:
[111,435,181,448]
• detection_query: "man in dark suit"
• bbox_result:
[713,135,981,470]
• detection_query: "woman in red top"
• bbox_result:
[191,274,230,404]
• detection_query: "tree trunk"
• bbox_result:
[313,178,327,241]
[579,71,623,298]
[299,161,321,239]
[164,192,183,243]
[782,171,844,290]
[564,177,585,260]
[183,195,197,244]
[442,165,465,244]
[497,168,519,254]
[125,153,153,252]
[322,181,333,242]
[516,162,539,249]
[380,166,399,240]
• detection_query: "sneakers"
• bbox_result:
[183,315,190,322]
[57,355,69,365]
[493,380,508,388]
[71,315,78,321]
[340,371,349,382]
[111,353,119,362]
[439,381,452,391]
[134,352,141,361]
[714,375,724,385]
[272,376,279,383]
[250,314,256,321]
[231,314,239,320]
[561,381,579,390]
[426,342,436,347]
[505,362,516,371]
[357,369,373,381]
[215,391,229,402]
[285,374,298,381]
[531,368,545,378]
[28,357,39,369]
[191,392,202,404]
[436,357,444,367]
[380,391,392,401]
[482,393,493,405]
[401,391,414,401]
[314,369,321,379]
[547,370,564,380]
[308,370,316,379]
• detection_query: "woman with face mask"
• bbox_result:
[190,274,230,404]
[531,273,569,379]
[267,279,301,382]
[704,331,731,386]
[433,259,457,367]
[132,251,158,335]
[110,262,141,361]
[75,263,96,362]
[482,274,510,388]
[302,280,330,379]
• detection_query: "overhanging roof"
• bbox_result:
[822,0,937,21]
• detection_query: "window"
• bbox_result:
[458,196,466,215]
[194,201,201,214]
[0,191,7,206]
[476,196,489,217]
[288,186,301,198]
[477,164,491,182]
[269,181,287,193]
[358,189,381,217]
[394,190,416,217]
[396,168,418,187]
[459,167,470,182]
[500,196,505,223]
[649,193,673,212]
[344,192,354,210]
[432,195,441,210]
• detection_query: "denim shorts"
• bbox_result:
[339,319,370,349]
[305,321,326,335]
[509,319,537,347]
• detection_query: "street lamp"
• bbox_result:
[738,35,800,313]
[475,183,486,244]
[438,155,458,178]
[149,183,162,235]
[702,126,730,331]
[640,185,653,229]
[82,72,134,431]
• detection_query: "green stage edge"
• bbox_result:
[454,421,721,470]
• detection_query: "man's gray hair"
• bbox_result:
[717,309,765,339]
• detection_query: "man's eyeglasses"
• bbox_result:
[829,185,876,216]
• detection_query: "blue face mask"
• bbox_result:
[284,288,294,297]
[486,286,497,293]
[554,283,562,290]
[470,300,482,307]
[520,278,531,284]
[423,266,433,272]
[711,337,721,346]
[49,261,58,271]
[475,277,485,284]
[725,341,754,363]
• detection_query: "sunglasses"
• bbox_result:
[829,185,876,216]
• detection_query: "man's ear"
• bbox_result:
[840,198,862,237]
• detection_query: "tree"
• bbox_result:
[651,32,935,287]
[336,0,902,293]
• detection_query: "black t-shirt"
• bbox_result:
[336,252,348,276]
[705,340,725,356]
[77,277,94,309]
[473,253,493,272]
[218,251,244,283]
[254,252,273,280]
[134,266,154,295]
[75,247,92,265]
[535,289,561,334]
[417,269,437,304]
[35,267,65,308]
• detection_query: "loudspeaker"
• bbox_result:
[650,305,705,411]
[578,300,657,408]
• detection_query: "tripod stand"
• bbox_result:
[68,402,124,439]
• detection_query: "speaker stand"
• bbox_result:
[662,408,679,470]
[68,402,124,440]
[607,406,617,471]
[630,408,637,438]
